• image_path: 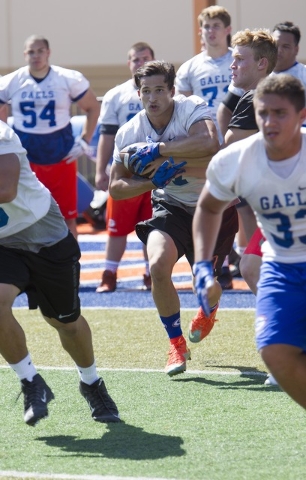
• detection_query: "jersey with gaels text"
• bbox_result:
[99,79,143,131]
[0,65,89,164]
[175,50,232,129]
[206,131,306,263]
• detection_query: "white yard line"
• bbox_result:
[0,364,265,377]
[0,472,176,480]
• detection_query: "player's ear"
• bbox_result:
[258,57,268,72]
[300,107,306,126]
[171,87,175,98]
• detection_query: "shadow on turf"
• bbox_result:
[36,423,186,459]
[172,366,282,392]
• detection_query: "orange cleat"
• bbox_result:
[165,336,191,377]
[188,304,219,343]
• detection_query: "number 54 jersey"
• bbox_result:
[0,65,89,164]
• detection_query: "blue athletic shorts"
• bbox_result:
[255,261,306,351]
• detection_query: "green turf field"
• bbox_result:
[0,308,305,480]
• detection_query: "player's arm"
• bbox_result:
[217,90,242,138]
[193,184,229,262]
[217,102,234,138]
[0,153,20,202]
[223,127,258,147]
[95,131,116,191]
[159,119,219,164]
[192,184,230,314]
[109,160,154,200]
[76,89,100,144]
[0,104,8,123]
[177,89,193,97]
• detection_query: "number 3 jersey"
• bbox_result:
[0,65,89,164]
[206,131,306,263]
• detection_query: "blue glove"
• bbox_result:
[151,158,187,188]
[192,261,214,316]
[129,142,161,175]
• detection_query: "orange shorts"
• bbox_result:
[107,192,152,236]
[244,227,265,257]
[30,160,77,219]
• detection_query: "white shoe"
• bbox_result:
[264,373,278,386]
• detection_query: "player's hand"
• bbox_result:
[128,142,161,175]
[95,171,109,192]
[150,158,186,188]
[66,137,94,162]
[192,261,215,316]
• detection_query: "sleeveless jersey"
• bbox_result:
[0,121,51,237]
[113,94,212,207]
[206,131,306,263]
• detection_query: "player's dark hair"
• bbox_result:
[254,74,305,111]
[134,61,176,90]
[232,28,278,75]
[273,21,301,45]
[128,42,155,60]
[24,34,49,50]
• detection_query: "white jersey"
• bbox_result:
[113,94,212,206]
[0,121,51,237]
[175,50,233,132]
[99,79,143,128]
[270,61,306,88]
[0,65,89,164]
[206,131,306,263]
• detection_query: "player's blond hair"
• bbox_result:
[198,5,231,28]
[232,29,277,74]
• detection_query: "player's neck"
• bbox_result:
[29,65,50,79]
[205,44,228,59]
[147,103,174,132]
[266,137,302,160]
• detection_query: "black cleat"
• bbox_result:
[79,378,121,423]
[21,374,55,426]
[217,266,233,290]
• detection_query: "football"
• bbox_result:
[119,142,150,177]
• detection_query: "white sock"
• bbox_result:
[104,260,119,273]
[222,256,229,267]
[10,353,37,382]
[145,261,150,276]
[76,362,99,385]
